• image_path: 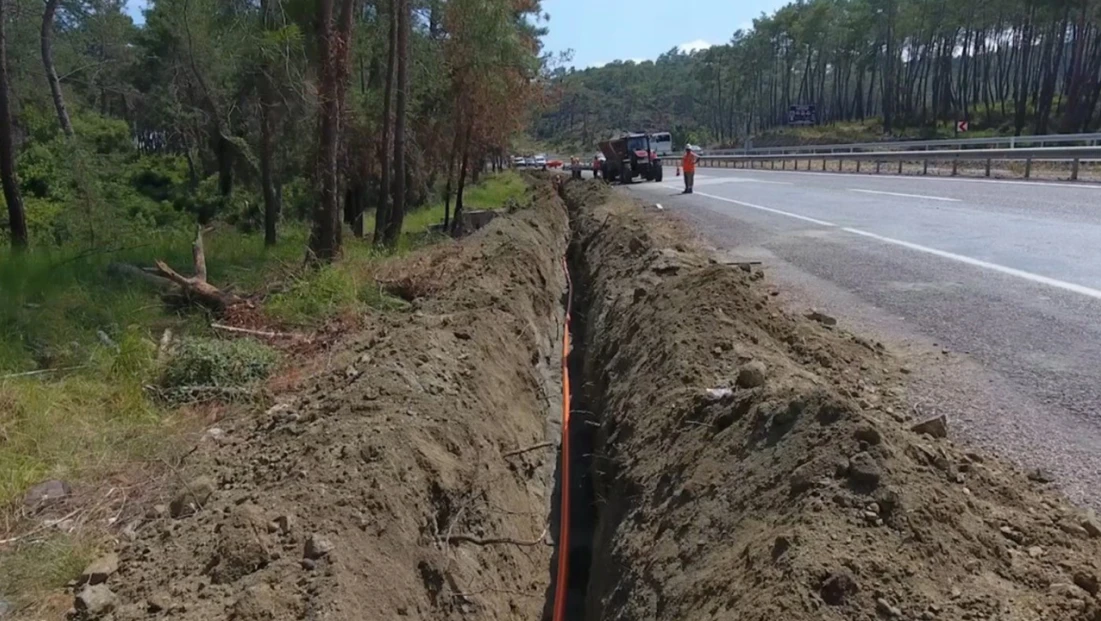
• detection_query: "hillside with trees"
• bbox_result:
[536,0,1101,149]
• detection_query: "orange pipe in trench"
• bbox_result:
[552,256,573,621]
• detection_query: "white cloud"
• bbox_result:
[678,39,712,54]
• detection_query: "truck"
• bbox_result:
[598,133,663,184]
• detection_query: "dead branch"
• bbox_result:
[502,441,555,458]
[149,226,241,313]
[438,526,548,548]
[1,365,84,380]
[210,323,305,341]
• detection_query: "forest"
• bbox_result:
[536,0,1101,149]
[0,0,543,254]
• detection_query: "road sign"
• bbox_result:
[787,104,817,126]
[957,120,969,132]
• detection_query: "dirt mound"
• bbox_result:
[89,185,569,620]
[561,179,1101,621]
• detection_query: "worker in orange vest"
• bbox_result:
[682,145,699,194]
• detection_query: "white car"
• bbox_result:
[511,156,526,168]
[534,154,548,169]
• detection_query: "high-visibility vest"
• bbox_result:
[682,153,696,173]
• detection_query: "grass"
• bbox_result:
[0,172,529,610]
[0,533,97,612]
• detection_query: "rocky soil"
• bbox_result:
[562,179,1101,621]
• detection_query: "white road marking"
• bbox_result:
[849,189,960,202]
[693,192,838,227]
[685,190,1101,301]
[839,227,1101,301]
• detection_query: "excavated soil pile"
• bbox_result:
[562,179,1101,621]
[94,186,569,620]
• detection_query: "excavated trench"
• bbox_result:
[541,186,603,621]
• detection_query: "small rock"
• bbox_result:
[272,515,295,535]
[900,366,912,374]
[704,387,734,401]
[875,597,901,617]
[169,476,216,518]
[304,534,334,560]
[300,558,317,571]
[950,587,962,599]
[910,415,948,439]
[1050,582,1086,598]
[789,468,814,495]
[1059,521,1090,538]
[147,504,168,519]
[80,553,119,585]
[1081,513,1101,538]
[75,584,117,616]
[863,511,880,524]
[23,479,71,507]
[204,427,225,442]
[806,309,837,326]
[819,570,858,606]
[999,525,1026,544]
[1073,571,1099,595]
[147,593,170,613]
[847,452,882,488]
[735,361,767,389]
[1027,546,1044,558]
[1027,468,1055,483]
[854,425,882,446]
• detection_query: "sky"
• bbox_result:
[540,0,790,69]
[125,0,791,69]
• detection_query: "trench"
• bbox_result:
[541,185,610,621]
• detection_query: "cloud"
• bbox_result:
[678,39,712,54]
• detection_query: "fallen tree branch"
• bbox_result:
[502,441,555,458]
[211,323,305,341]
[1,366,84,380]
[438,526,548,548]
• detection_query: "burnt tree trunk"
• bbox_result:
[259,0,280,246]
[0,0,26,248]
[41,0,73,137]
[308,0,356,262]
[373,0,396,245]
[383,0,408,245]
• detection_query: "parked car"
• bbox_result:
[534,154,548,169]
[511,155,526,168]
[547,159,563,169]
[524,157,535,167]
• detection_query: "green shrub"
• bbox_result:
[161,337,278,389]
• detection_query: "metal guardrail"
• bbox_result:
[705,131,1101,156]
[659,145,1101,181]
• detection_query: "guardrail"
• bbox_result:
[705,131,1101,156]
[659,145,1101,181]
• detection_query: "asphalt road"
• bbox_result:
[627,166,1101,507]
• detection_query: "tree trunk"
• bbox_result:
[41,0,73,137]
[259,0,279,246]
[373,0,396,245]
[383,0,408,245]
[309,0,346,262]
[451,122,473,237]
[0,0,27,249]
[443,122,462,231]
